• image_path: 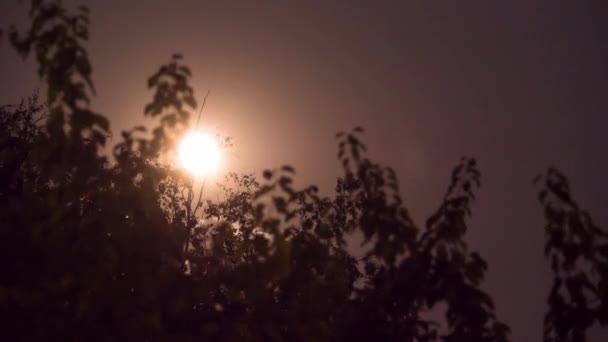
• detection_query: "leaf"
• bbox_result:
[262,169,273,180]
[281,165,295,174]
[183,95,197,109]
[303,219,313,231]
[93,113,109,132]
[315,223,333,239]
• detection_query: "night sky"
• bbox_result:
[2,1,608,340]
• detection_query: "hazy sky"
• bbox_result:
[2,1,608,340]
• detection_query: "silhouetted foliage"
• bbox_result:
[536,169,608,342]
[1,1,606,341]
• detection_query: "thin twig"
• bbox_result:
[182,177,195,266]
[195,90,210,129]
[194,178,207,215]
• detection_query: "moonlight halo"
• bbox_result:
[178,131,221,178]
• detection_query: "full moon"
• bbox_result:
[178,131,221,178]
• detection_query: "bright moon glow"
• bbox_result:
[178,131,221,177]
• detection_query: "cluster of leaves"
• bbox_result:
[113,54,198,166]
[1,1,606,341]
[536,169,608,342]
[9,0,107,144]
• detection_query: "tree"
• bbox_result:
[0,1,606,341]
[536,169,608,342]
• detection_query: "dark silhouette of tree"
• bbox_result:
[535,169,608,342]
[0,1,606,341]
